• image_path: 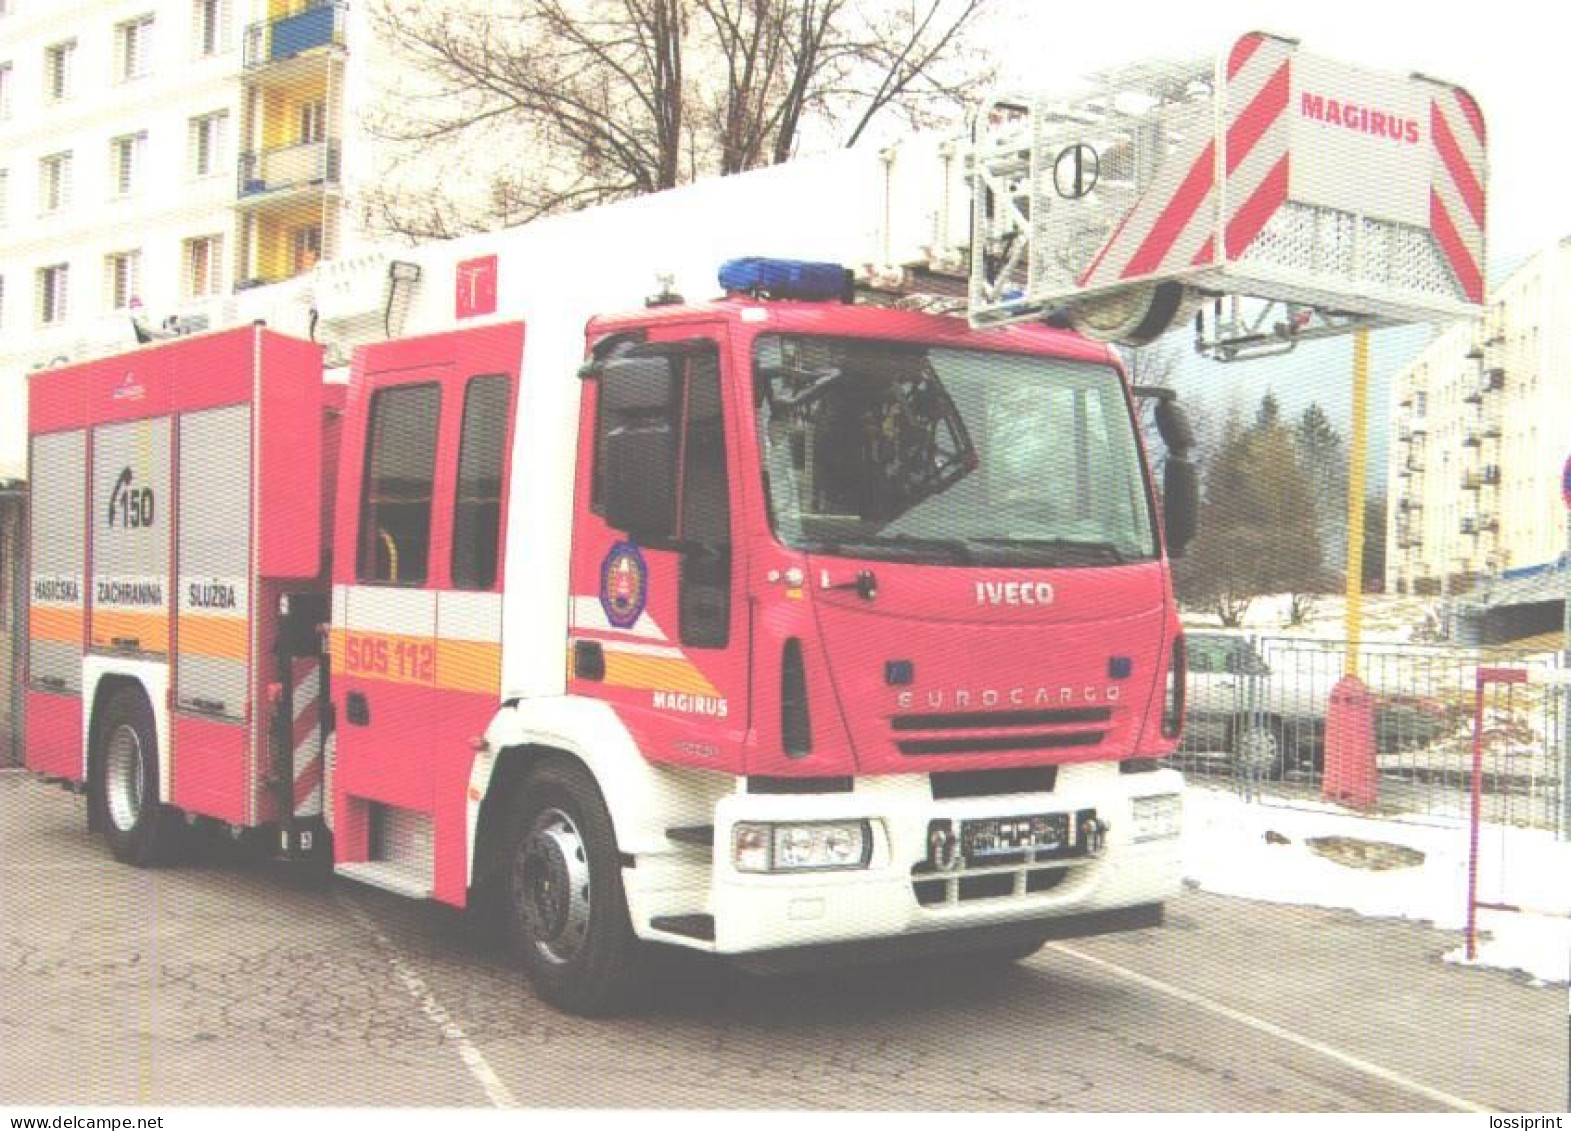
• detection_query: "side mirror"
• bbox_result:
[1154,397,1195,457]
[600,354,680,541]
[1163,457,1198,558]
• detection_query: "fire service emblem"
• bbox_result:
[600,541,648,629]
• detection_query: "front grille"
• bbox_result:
[898,731,1103,756]
[893,707,1111,731]
[911,864,1075,905]
[892,706,1111,757]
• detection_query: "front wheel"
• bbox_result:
[501,760,645,1016]
[92,687,181,866]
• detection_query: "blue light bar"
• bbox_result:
[718,258,852,302]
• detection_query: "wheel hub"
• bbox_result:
[519,809,591,965]
[104,723,145,833]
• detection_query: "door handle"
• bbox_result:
[346,691,370,726]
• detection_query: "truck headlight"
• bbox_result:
[731,821,872,873]
[1132,793,1182,842]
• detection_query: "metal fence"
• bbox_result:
[1171,633,1568,832]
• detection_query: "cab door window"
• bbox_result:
[678,350,730,647]
[357,383,440,585]
[451,375,510,591]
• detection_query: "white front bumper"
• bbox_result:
[628,763,1184,954]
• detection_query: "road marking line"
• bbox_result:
[336,892,517,1108]
[1047,942,1490,1113]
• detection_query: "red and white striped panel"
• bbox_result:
[1079,33,1293,289]
[290,656,324,819]
[1430,88,1486,304]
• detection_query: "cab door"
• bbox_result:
[567,324,749,768]
[331,323,521,895]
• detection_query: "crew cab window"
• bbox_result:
[451,375,510,590]
[357,383,439,585]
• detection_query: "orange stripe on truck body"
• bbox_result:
[179,614,250,662]
[30,605,83,644]
[91,609,170,655]
[331,628,502,695]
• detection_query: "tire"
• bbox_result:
[92,687,181,866]
[501,759,645,1016]
[1231,716,1285,780]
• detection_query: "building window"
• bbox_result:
[104,250,142,312]
[37,263,68,325]
[189,111,227,178]
[116,15,155,83]
[183,234,223,299]
[110,132,147,198]
[44,40,75,102]
[300,98,327,145]
[291,224,322,273]
[39,151,71,213]
[194,0,227,57]
[0,62,11,119]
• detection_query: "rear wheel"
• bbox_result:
[93,687,181,866]
[501,760,645,1016]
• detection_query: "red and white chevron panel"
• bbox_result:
[1076,33,1486,307]
[290,656,324,819]
[1429,88,1487,303]
[1079,33,1293,289]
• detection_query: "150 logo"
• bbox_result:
[107,467,155,529]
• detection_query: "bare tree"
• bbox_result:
[365,0,995,237]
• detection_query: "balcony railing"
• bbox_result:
[238,139,341,198]
[243,2,346,70]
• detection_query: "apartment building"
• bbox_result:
[1385,237,1571,595]
[0,1,474,478]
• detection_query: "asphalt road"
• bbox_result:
[0,769,1562,1111]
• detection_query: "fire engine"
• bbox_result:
[21,34,1485,1014]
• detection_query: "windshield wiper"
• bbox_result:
[967,537,1129,564]
[812,534,974,564]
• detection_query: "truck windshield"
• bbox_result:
[753,335,1157,566]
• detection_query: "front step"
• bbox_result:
[336,861,433,900]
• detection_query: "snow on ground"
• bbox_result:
[1183,785,1571,985]
[1180,593,1438,642]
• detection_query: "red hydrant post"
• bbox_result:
[1323,674,1377,810]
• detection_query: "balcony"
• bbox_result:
[238,140,341,200]
[243,2,346,70]
[1463,432,1480,448]
[1463,385,1483,404]
[1481,465,1501,486]
[1461,471,1481,491]
[1460,517,1477,536]
[1484,366,1506,392]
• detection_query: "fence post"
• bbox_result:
[1560,654,1571,843]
